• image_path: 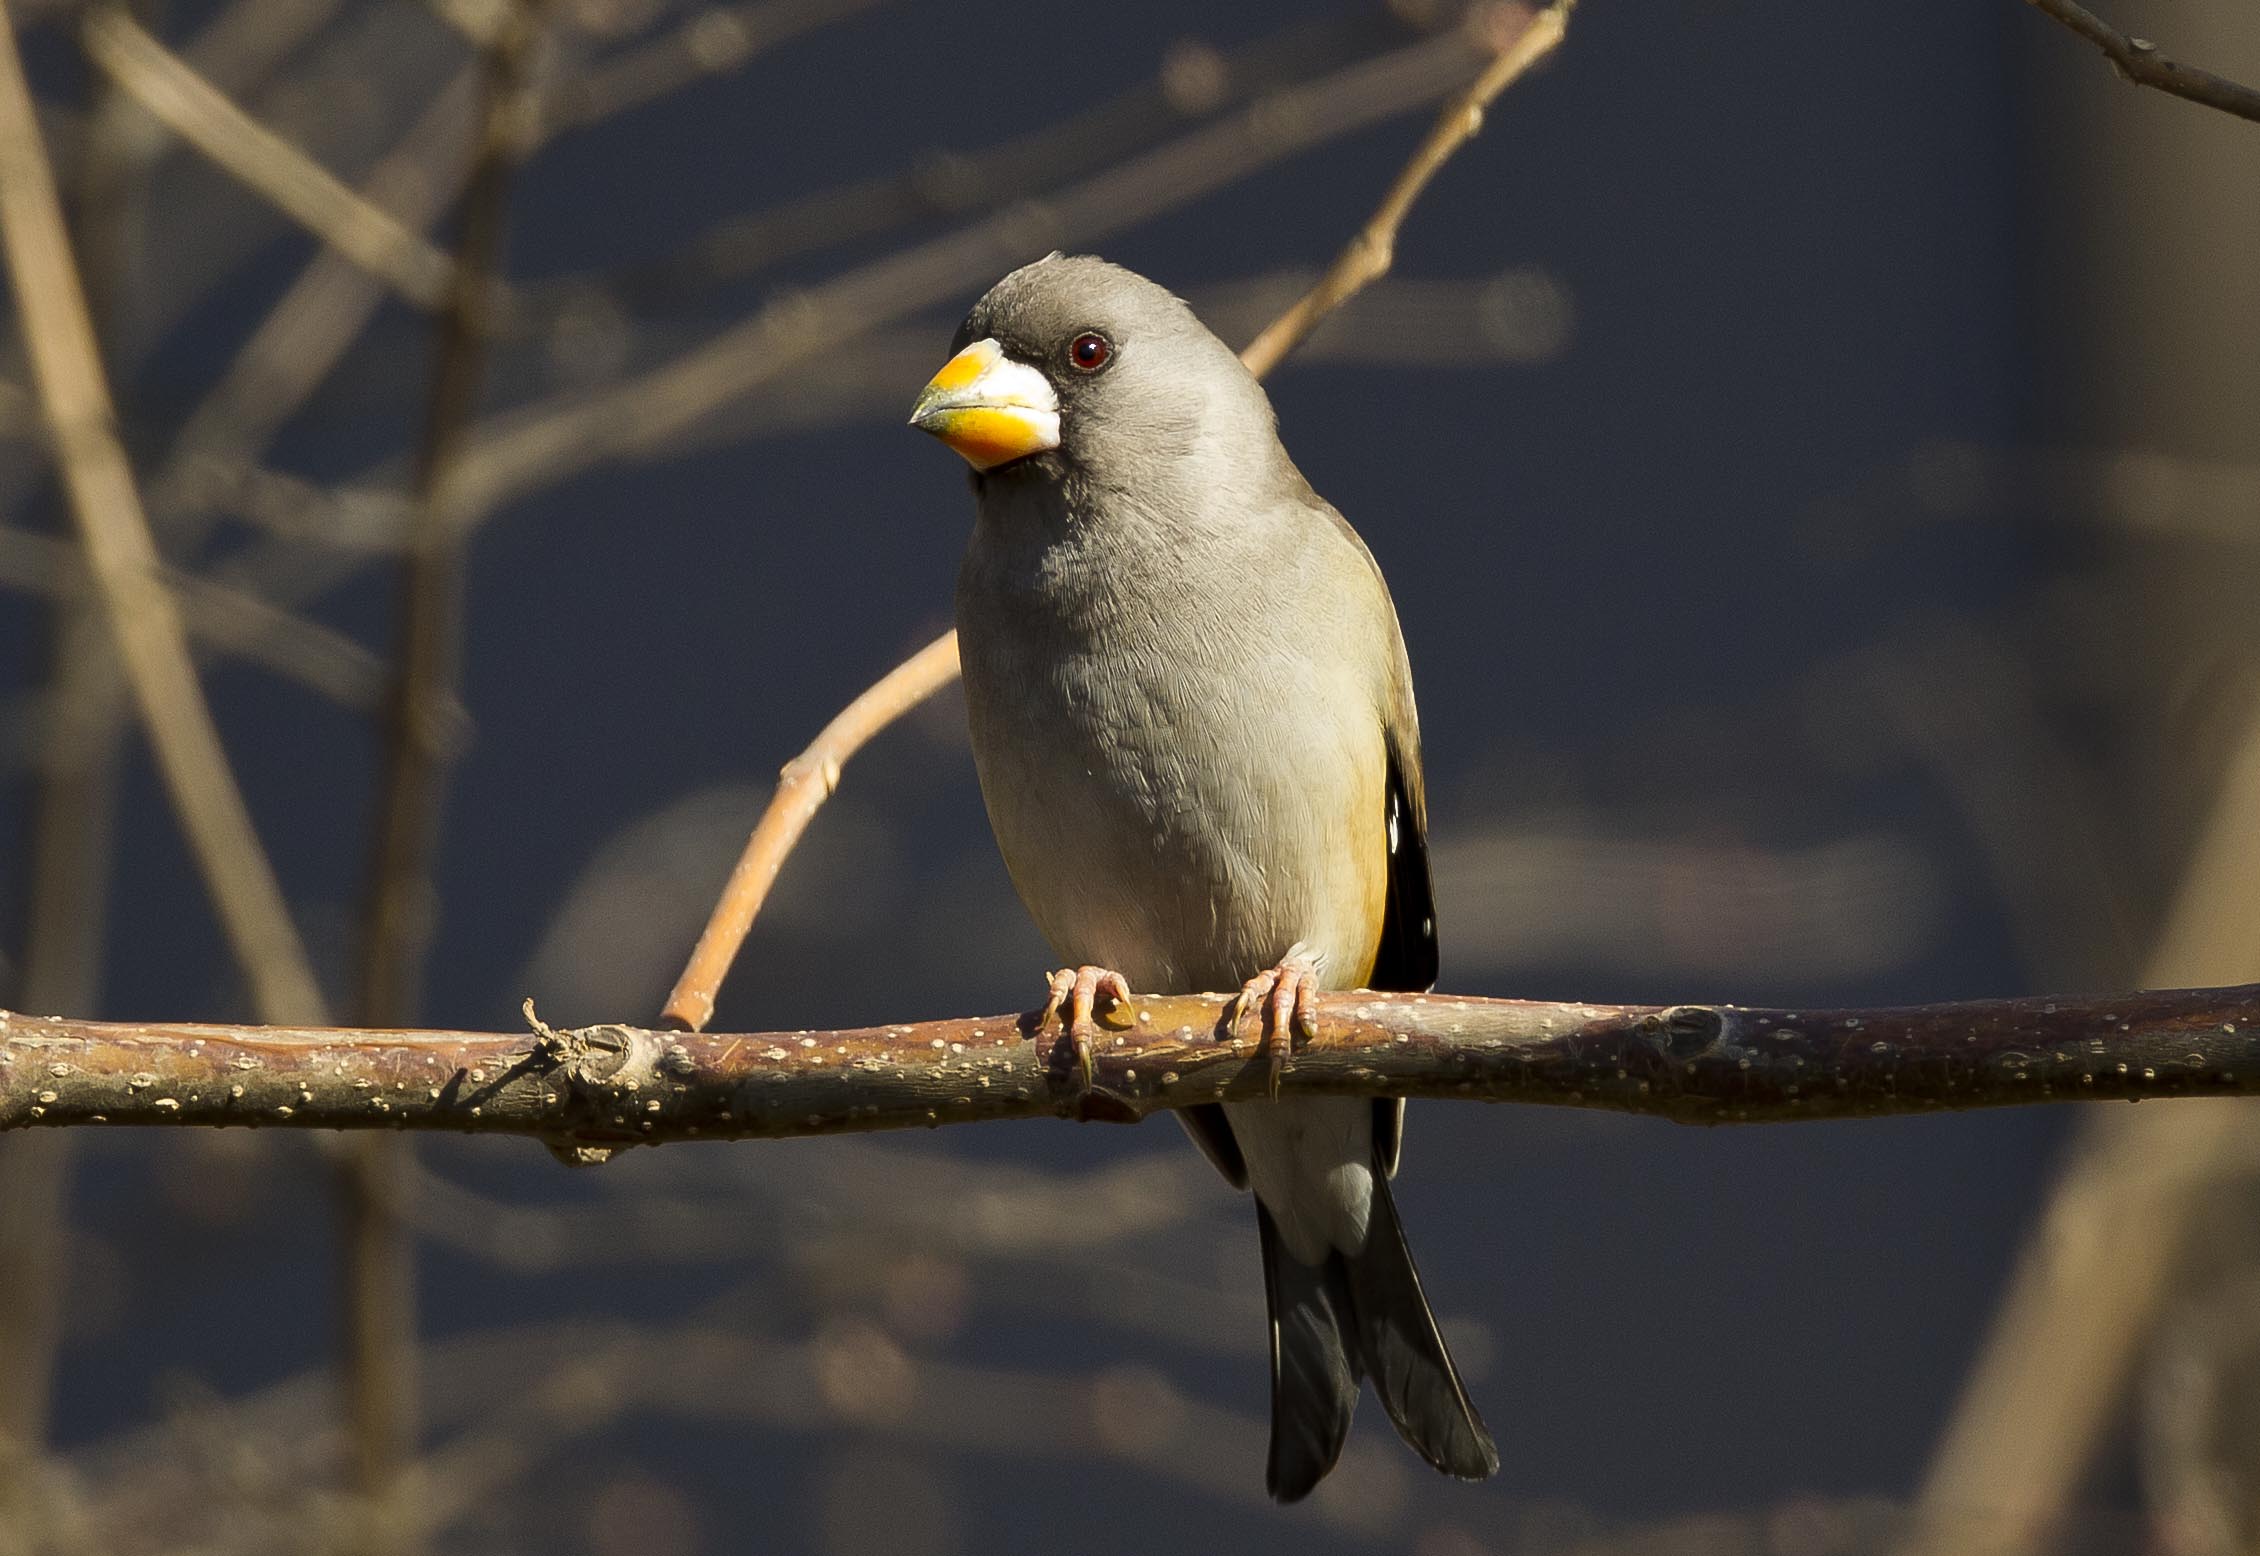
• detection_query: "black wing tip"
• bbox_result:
[1373,735,1440,994]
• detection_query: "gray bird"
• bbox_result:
[909,254,1497,1501]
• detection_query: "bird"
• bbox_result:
[908,253,1497,1502]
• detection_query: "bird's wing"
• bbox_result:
[1371,713,1438,995]
[1307,490,1437,1180]
[1296,490,1438,1180]
[1369,690,1435,1180]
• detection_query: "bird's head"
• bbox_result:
[908,254,1269,482]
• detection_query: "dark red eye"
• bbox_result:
[1068,332,1111,372]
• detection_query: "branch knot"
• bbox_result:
[1651,1005,1725,1061]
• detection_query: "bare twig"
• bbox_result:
[361,0,546,1031]
[0,1,327,1028]
[2022,0,2260,126]
[541,0,895,133]
[661,0,1575,1031]
[78,8,461,307]
[144,65,483,535]
[1238,0,1571,377]
[0,523,390,711]
[7,983,2260,1148]
[168,0,344,104]
[661,631,962,1029]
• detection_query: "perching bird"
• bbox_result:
[909,254,1497,1502]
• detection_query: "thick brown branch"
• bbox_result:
[2024,0,2260,126]
[8,984,2259,1155]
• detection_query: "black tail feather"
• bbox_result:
[1257,1201,1359,1501]
[1255,1164,1497,1502]
[1343,1168,1499,1482]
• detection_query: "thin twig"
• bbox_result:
[1239,0,1571,377]
[661,631,962,1029]
[661,0,1575,1031]
[6,983,2260,1148]
[0,0,328,1028]
[144,65,483,535]
[361,1,546,1030]
[2022,0,2260,126]
[541,0,896,134]
[78,9,461,307]
[0,523,391,711]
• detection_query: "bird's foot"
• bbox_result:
[1230,943,1324,1100]
[1028,964,1134,1091]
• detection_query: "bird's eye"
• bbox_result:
[1067,332,1111,372]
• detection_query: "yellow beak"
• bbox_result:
[908,338,1060,471]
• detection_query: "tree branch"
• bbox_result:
[0,522,391,711]
[2023,0,2260,126]
[8,983,2259,1155]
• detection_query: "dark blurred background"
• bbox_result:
[4,0,2260,1551]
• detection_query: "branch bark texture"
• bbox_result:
[2025,0,2260,126]
[6,984,2258,1156]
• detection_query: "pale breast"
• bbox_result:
[959,557,1388,996]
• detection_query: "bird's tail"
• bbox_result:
[1257,1167,1499,1502]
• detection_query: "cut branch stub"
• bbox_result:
[4,983,2259,1155]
